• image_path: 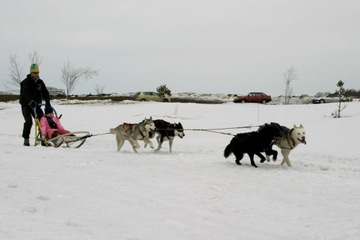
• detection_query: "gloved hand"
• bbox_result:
[28,100,37,109]
[45,100,51,107]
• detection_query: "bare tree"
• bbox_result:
[5,51,43,91]
[94,83,105,95]
[61,59,99,97]
[6,53,24,89]
[28,51,42,64]
[283,66,297,104]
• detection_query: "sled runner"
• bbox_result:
[33,104,90,148]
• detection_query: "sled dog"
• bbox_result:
[264,123,306,167]
[224,123,282,168]
[110,117,155,153]
[147,119,185,153]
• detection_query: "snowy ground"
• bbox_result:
[1,100,359,240]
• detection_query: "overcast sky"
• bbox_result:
[1,0,359,96]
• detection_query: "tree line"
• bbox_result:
[4,52,358,100]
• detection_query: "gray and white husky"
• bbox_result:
[110,117,156,153]
[264,123,306,167]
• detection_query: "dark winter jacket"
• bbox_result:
[19,74,50,106]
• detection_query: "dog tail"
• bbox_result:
[109,128,116,134]
[224,144,233,158]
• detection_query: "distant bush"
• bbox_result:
[0,95,20,102]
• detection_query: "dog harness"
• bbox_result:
[283,128,296,149]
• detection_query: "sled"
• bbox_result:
[48,131,91,148]
[34,104,91,148]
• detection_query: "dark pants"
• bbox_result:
[21,105,44,139]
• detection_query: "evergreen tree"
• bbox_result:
[333,80,346,118]
[156,85,171,98]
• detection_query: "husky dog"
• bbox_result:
[147,119,185,153]
[110,117,156,153]
[264,123,306,167]
[224,123,282,168]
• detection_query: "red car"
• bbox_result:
[233,92,272,103]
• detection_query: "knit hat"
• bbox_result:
[45,106,53,114]
[30,63,39,73]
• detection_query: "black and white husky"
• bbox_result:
[147,119,185,153]
[264,123,306,167]
[110,117,156,153]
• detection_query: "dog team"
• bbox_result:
[110,117,306,167]
[110,117,185,153]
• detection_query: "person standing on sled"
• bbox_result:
[19,64,51,146]
[40,106,70,141]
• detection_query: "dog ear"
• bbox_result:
[293,124,297,128]
[300,124,304,128]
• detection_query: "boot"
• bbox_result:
[41,140,53,147]
[23,139,30,146]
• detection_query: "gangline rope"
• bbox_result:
[85,124,262,139]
